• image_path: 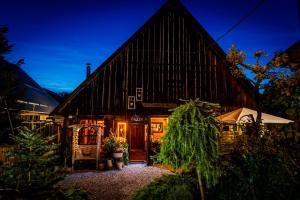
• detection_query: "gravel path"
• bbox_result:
[58,165,172,200]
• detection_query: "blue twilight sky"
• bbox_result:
[0,0,299,93]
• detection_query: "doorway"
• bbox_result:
[127,123,146,161]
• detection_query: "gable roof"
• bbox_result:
[0,60,59,114]
[52,0,254,115]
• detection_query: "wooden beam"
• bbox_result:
[142,102,177,108]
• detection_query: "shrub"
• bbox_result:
[123,147,129,165]
[61,187,89,200]
[103,136,116,159]
[0,126,64,199]
[209,135,300,200]
[133,174,198,200]
[149,140,161,165]
[159,99,220,199]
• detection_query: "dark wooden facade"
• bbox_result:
[52,0,255,162]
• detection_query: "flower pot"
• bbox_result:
[107,159,113,168]
[116,161,123,170]
[115,147,123,152]
[113,152,123,159]
[98,163,105,171]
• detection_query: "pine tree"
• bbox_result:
[0,126,63,199]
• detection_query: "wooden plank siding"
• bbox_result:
[52,0,255,118]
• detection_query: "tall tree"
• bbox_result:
[264,71,300,120]
[263,54,300,133]
[226,45,290,134]
[159,99,220,200]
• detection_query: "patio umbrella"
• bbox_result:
[217,107,294,124]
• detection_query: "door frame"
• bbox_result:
[127,122,147,162]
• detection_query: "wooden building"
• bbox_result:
[0,60,59,136]
[52,0,255,162]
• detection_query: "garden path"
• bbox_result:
[58,164,172,200]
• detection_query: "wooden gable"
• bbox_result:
[52,0,255,117]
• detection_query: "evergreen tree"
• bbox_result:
[0,26,21,143]
[0,126,63,199]
[159,99,220,200]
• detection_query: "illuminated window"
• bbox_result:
[117,122,127,138]
[151,122,163,133]
[150,117,168,142]
[80,119,104,125]
[78,127,97,145]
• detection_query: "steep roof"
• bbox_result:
[52,0,255,115]
[0,60,59,114]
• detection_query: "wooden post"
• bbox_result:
[62,117,68,168]
[96,126,103,170]
[71,127,75,171]
[57,126,60,144]
[146,118,151,165]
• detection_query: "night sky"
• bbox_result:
[1,0,299,93]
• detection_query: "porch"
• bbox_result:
[66,116,169,170]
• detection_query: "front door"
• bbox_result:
[128,123,146,161]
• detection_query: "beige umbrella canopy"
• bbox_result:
[217,107,294,124]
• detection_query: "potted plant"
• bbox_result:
[113,150,123,159]
[113,137,127,159]
[103,136,116,169]
[122,143,129,166]
[103,136,128,169]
